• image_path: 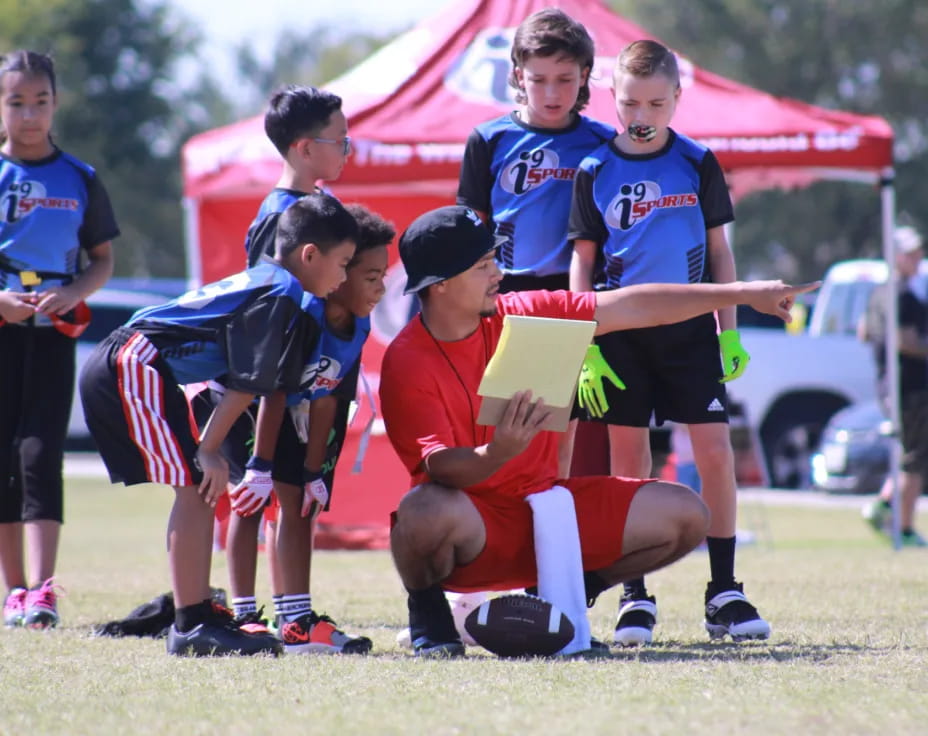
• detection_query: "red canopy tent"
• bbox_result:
[181,0,895,547]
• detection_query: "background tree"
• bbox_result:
[229,27,389,118]
[0,0,205,278]
[609,0,928,281]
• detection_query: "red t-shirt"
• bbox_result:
[380,289,597,498]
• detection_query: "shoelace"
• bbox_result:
[27,579,65,609]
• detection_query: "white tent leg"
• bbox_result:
[880,169,902,550]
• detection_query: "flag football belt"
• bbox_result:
[0,263,91,338]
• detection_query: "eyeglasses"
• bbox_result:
[312,136,352,156]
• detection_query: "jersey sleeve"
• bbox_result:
[245,212,282,268]
[220,293,318,395]
[567,165,608,245]
[698,150,735,230]
[456,128,494,214]
[78,174,120,250]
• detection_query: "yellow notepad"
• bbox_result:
[477,315,597,432]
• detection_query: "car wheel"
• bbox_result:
[760,396,848,489]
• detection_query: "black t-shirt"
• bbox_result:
[866,280,928,394]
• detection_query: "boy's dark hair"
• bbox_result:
[275,192,358,257]
[614,40,681,89]
[344,203,395,264]
[264,85,343,156]
[508,9,595,113]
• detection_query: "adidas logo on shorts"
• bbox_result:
[707,398,725,412]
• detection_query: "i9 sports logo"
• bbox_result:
[605,180,698,231]
[500,149,575,195]
[1,179,79,223]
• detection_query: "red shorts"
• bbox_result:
[442,476,648,593]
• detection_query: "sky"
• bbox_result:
[173,0,452,78]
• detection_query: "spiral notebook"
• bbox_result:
[476,315,597,432]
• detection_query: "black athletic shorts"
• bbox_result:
[267,398,352,511]
[886,389,928,476]
[589,313,729,427]
[79,328,203,488]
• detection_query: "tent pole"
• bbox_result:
[182,197,203,290]
[880,168,902,550]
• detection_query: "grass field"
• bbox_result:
[2,477,927,735]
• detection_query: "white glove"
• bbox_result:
[301,471,329,519]
[230,468,274,517]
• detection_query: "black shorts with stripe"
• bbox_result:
[79,327,202,488]
[589,312,730,427]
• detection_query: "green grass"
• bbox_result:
[3,479,927,735]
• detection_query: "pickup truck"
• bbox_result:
[729,259,902,488]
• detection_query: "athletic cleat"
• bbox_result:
[901,530,928,547]
[279,611,372,655]
[167,604,281,657]
[23,578,62,630]
[704,582,771,642]
[613,594,657,647]
[412,635,466,659]
[862,499,891,534]
[3,587,27,628]
[233,606,272,635]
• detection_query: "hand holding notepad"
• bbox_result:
[477,316,597,432]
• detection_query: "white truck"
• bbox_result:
[729,259,897,488]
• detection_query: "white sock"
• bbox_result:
[279,594,312,623]
[231,596,257,618]
[526,485,591,655]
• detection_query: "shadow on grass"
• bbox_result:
[609,639,882,663]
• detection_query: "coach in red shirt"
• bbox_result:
[380,205,811,658]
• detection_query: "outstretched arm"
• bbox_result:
[593,280,819,336]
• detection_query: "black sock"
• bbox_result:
[584,571,611,608]
[707,536,736,589]
[406,584,458,642]
[623,577,648,599]
[175,599,213,633]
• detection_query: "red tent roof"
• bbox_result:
[183,0,893,201]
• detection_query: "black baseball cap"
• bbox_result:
[400,206,505,294]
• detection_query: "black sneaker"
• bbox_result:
[166,604,282,657]
[704,581,771,642]
[279,611,373,655]
[613,594,657,647]
[412,636,466,659]
[408,587,464,659]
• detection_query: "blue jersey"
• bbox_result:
[244,187,311,268]
[568,130,734,289]
[0,149,118,290]
[290,291,368,404]
[127,261,320,396]
[457,113,615,278]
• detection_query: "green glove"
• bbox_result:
[718,329,750,383]
[577,344,626,419]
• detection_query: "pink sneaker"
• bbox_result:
[3,587,27,627]
[24,578,63,630]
